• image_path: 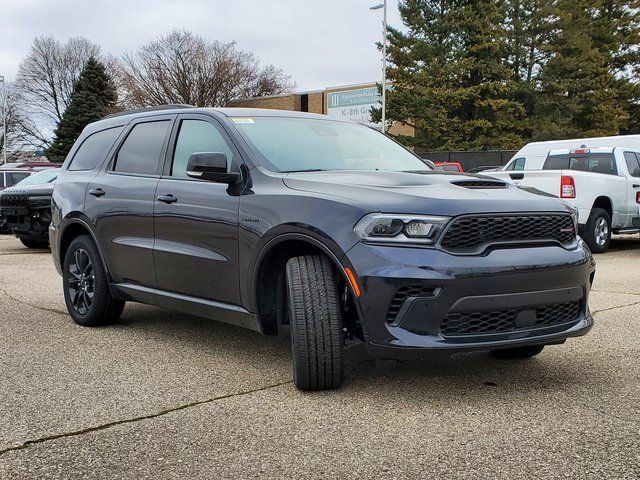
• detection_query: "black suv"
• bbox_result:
[51,106,595,391]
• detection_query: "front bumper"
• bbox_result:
[344,240,595,359]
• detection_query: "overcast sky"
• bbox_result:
[0,0,403,91]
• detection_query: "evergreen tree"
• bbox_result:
[532,0,629,139]
[381,0,526,151]
[46,58,117,162]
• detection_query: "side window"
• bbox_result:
[624,152,640,178]
[113,121,171,175]
[69,127,123,171]
[504,160,515,171]
[0,173,4,188]
[513,157,526,170]
[171,119,234,178]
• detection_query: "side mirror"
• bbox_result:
[186,152,241,184]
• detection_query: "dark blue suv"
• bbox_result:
[50,106,595,391]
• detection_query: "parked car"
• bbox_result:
[467,165,502,173]
[0,169,58,248]
[498,134,640,172]
[434,162,464,172]
[0,162,61,191]
[50,106,595,391]
[490,147,640,252]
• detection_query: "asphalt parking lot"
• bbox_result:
[0,235,639,479]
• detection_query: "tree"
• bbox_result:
[118,29,294,108]
[380,0,526,151]
[45,58,117,162]
[0,83,47,162]
[531,0,630,139]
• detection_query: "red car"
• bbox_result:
[434,162,464,172]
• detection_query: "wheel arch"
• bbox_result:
[591,196,613,219]
[58,218,112,281]
[251,233,362,336]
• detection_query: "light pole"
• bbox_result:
[370,1,387,133]
[0,75,6,164]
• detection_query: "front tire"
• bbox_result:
[286,255,344,391]
[490,345,544,359]
[63,235,124,327]
[582,208,611,253]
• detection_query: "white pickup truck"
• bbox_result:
[490,147,640,252]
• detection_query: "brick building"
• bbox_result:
[230,82,414,137]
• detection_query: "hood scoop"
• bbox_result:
[451,180,507,189]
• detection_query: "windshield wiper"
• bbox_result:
[281,169,327,173]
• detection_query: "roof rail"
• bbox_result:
[103,104,195,120]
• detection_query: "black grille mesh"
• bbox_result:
[387,286,437,323]
[451,180,507,189]
[441,300,581,337]
[0,194,29,208]
[441,214,575,252]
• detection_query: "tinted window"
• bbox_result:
[69,127,122,171]
[114,121,171,175]
[172,120,233,178]
[0,174,4,188]
[6,172,31,186]
[543,156,570,170]
[624,152,640,177]
[543,153,617,175]
[441,164,459,171]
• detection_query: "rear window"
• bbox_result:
[113,121,171,175]
[5,172,31,187]
[69,127,123,171]
[543,153,618,175]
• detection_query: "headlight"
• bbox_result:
[354,213,449,245]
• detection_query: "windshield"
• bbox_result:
[16,169,58,186]
[231,117,431,173]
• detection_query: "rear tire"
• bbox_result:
[490,345,544,359]
[582,208,611,253]
[63,235,124,327]
[20,238,49,249]
[286,255,344,391]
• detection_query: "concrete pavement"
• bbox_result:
[1,234,639,479]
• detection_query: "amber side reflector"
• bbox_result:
[344,267,361,298]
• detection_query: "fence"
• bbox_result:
[419,150,518,172]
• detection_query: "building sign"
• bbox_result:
[326,87,381,125]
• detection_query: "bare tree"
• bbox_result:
[0,83,48,162]
[118,30,294,108]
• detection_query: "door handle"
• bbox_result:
[633,184,640,188]
[89,188,105,197]
[157,194,177,204]
[509,173,524,180]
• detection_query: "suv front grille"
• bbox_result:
[440,300,581,337]
[0,194,29,208]
[441,214,575,253]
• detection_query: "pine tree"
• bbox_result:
[381,0,526,151]
[46,58,117,162]
[532,0,628,138]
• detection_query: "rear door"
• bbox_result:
[153,113,242,304]
[623,151,640,223]
[85,115,174,287]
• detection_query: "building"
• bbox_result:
[230,82,414,137]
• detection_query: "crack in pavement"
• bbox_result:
[591,289,640,297]
[0,286,67,316]
[0,380,293,457]
[591,300,640,315]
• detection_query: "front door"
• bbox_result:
[623,151,640,224]
[153,114,242,305]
